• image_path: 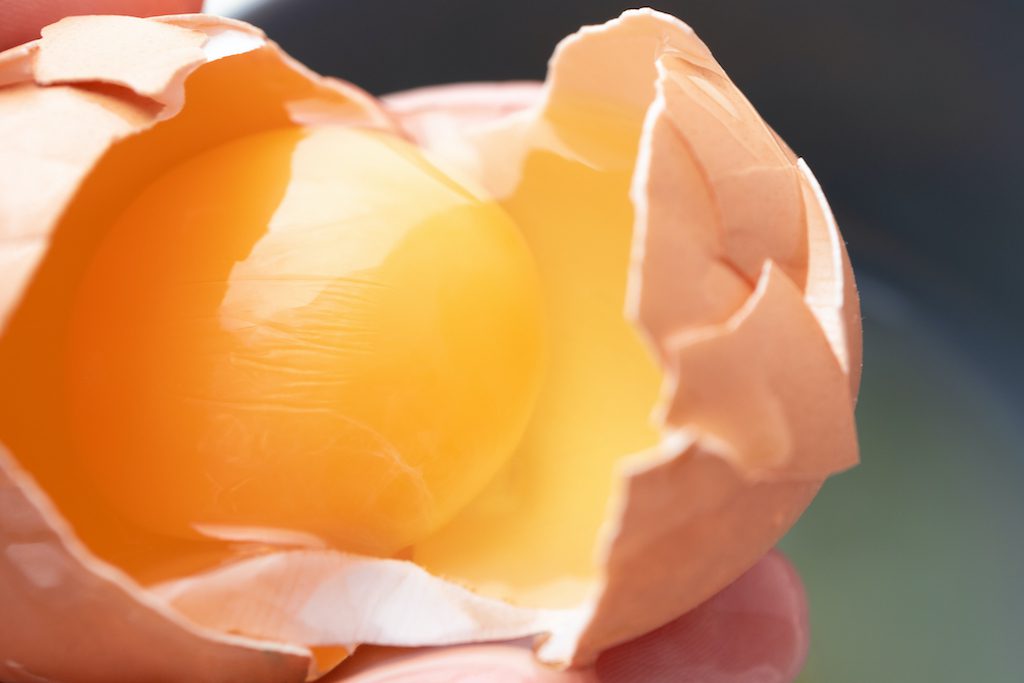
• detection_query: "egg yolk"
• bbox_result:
[67,126,545,555]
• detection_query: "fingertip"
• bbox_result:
[594,550,809,683]
[134,0,205,15]
[0,0,204,51]
[334,646,595,683]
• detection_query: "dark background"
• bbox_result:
[243,0,1024,371]
[240,2,1024,681]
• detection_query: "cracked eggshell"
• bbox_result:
[0,13,391,329]
[383,9,860,661]
[153,8,860,670]
[0,8,861,681]
[0,13,391,682]
[0,444,311,683]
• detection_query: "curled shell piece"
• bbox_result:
[385,9,859,661]
[0,13,390,328]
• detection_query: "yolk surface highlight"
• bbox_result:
[67,126,544,555]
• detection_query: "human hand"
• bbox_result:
[0,4,810,682]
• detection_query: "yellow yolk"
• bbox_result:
[412,99,664,606]
[67,126,544,555]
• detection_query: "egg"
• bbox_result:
[0,9,860,683]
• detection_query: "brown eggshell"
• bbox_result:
[0,8,861,679]
[385,8,861,664]
[0,13,390,682]
[0,444,311,683]
[0,13,390,327]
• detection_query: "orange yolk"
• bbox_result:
[67,126,545,555]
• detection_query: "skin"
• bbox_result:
[0,3,811,681]
[330,551,809,683]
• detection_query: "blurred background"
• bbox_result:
[214,1,1024,680]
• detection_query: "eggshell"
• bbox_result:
[0,13,389,681]
[0,444,311,683]
[0,8,860,680]
[383,9,860,661]
[0,13,390,330]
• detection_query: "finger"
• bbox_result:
[328,550,806,683]
[0,0,203,50]
[595,550,809,683]
[337,645,596,683]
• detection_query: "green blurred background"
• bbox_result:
[782,276,1024,682]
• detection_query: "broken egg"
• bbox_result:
[0,8,860,683]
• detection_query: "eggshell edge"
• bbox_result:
[384,8,861,666]
[0,13,392,681]
[148,8,862,669]
[0,443,312,683]
[0,9,863,676]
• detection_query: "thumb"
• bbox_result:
[332,550,807,683]
[339,646,595,683]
